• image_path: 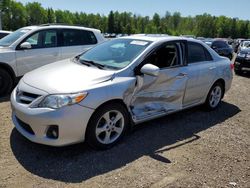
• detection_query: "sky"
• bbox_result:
[17,0,250,20]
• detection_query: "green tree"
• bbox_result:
[108,11,114,33]
[26,2,47,25]
[47,8,56,23]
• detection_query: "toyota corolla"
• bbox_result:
[11,35,233,149]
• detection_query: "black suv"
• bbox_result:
[234,48,250,74]
[211,40,234,60]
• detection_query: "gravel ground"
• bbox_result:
[0,73,249,188]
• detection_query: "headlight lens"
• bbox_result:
[38,92,88,109]
[246,52,250,59]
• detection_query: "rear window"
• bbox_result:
[212,41,228,48]
[61,29,97,46]
[188,42,213,63]
[0,33,9,39]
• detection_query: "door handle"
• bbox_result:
[176,73,187,79]
[209,66,216,70]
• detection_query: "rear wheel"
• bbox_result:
[0,69,13,96]
[204,82,224,110]
[86,103,129,150]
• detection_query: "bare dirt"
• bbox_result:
[0,73,249,188]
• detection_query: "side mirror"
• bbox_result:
[20,42,31,49]
[140,64,160,77]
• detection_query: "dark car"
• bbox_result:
[234,48,250,74]
[0,30,12,39]
[211,40,234,60]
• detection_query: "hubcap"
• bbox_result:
[95,110,125,144]
[209,86,222,108]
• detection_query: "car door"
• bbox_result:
[16,29,61,76]
[182,42,216,107]
[130,41,189,121]
[59,29,96,60]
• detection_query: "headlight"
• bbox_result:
[246,53,250,59]
[38,92,88,109]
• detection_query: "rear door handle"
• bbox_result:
[176,73,187,79]
[209,66,216,70]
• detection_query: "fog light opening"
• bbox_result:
[46,125,59,139]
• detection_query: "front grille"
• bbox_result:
[16,90,40,105]
[16,116,35,135]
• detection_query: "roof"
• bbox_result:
[21,24,101,32]
[0,30,12,34]
[122,34,203,44]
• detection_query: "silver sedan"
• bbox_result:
[11,35,233,149]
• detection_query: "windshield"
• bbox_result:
[0,28,31,47]
[243,41,250,47]
[79,38,151,69]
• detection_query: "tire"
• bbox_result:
[204,82,224,111]
[86,103,129,150]
[0,69,13,96]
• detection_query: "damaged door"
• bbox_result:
[130,41,188,122]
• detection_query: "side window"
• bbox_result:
[80,30,97,45]
[44,30,57,48]
[22,30,57,49]
[212,41,227,48]
[62,29,97,46]
[24,32,41,48]
[146,42,181,69]
[188,42,212,63]
[62,29,81,46]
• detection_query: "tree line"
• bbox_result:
[0,0,250,38]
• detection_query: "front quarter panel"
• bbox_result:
[78,76,136,110]
[0,49,17,76]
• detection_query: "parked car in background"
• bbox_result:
[203,38,213,47]
[211,39,234,60]
[238,40,250,52]
[0,24,105,95]
[234,48,250,74]
[0,30,12,39]
[11,35,233,149]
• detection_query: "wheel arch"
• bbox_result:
[212,78,226,98]
[0,62,16,82]
[85,98,134,135]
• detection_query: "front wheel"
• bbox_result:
[86,103,129,150]
[204,82,224,110]
[0,69,13,96]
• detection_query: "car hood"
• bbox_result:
[0,46,14,52]
[240,48,250,53]
[23,59,116,94]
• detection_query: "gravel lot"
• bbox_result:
[0,73,249,188]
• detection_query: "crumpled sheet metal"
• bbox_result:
[123,73,187,122]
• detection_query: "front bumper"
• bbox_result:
[11,87,94,146]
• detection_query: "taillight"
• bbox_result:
[230,63,234,70]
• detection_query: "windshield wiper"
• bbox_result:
[80,59,105,69]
